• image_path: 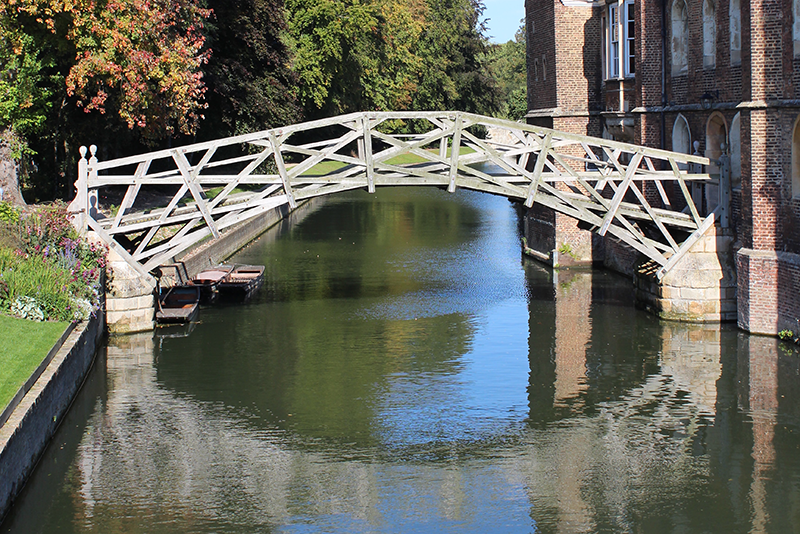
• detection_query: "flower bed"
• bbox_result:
[0,201,107,322]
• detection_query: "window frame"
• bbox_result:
[604,0,635,80]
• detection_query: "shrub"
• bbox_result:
[0,201,20,224]
[0,203,107,322]
[10,295,45,321]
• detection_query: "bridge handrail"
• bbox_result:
[85,111,710,172]
[69,111,717,281]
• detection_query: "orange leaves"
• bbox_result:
[6,0,210,141]
[62,0,211,139]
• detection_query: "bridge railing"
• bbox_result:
[68,111,714,279]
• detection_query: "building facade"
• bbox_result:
[525,0,800,335]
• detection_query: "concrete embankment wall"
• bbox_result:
[0,308,105,521]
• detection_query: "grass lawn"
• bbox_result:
[0,314,69,412]
[300,146,476,176]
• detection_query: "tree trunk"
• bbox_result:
[0,131,27,206]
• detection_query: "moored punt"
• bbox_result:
[156,285,201,324]
[218,264,265,300]
[192,264,234,303]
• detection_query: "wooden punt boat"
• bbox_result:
[156,285,201,324]
[192,264,234,303]
[218,264,265,300]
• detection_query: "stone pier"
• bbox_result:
[634,226,737,322]
[105,248,156,334]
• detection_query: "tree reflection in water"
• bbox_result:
[2,189,799,533]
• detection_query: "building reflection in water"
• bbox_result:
[521,267,799,533]
[40,269,800,533]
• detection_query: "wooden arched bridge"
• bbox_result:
[68,111,719,280]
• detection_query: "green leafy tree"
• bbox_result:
[286,0,499,120]
[199,0,300,139]
[0,30,53,155]
[286,0,381,117]
[411,0,499,115]
[485,23,527,121]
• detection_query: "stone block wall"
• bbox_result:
[635,226,737,322]
[105,248,156,335]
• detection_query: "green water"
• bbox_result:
[3,187,800,533]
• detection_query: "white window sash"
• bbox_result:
[606,1,635,79]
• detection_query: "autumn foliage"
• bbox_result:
[3,0,210,140]
[0,0,499,201]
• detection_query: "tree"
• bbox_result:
[199,0,300,139]
[0,6,57,204]
[0,0,211,202]
[485,23,527,121]
[286,0,380,117]
[411,0,499,116]
[65,0,211,141]
[285,0,499,120]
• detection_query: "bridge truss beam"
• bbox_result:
[68,112,715,280]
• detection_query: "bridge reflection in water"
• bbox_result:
[5,279,794,533]
[4,190,799,533]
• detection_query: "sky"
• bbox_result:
[482,0,525,43]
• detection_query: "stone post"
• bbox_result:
[105,247,157,334]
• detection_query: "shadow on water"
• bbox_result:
[3,188,800,533]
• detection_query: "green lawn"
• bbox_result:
[0,314,69,412]
[300,146,475,176]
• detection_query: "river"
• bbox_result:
[2,187,800,533]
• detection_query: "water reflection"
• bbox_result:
[3,189,800,533]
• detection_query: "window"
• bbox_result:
[705,112,728,175]
[703,0,716,68]
[625,0,635,75]
[672,114,691,170]
[730,113,741,189]
[730,0,741,64]
[534,58,539,82]
[793,116,800,197]
[795,0,800,56]
[671,0,688,75]
[542,55,547,81]
[610,3,620,77]
[604,0,635,79]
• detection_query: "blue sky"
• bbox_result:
[482,1,525,43]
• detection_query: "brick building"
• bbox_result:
[524,0,800,335]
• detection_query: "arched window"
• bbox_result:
[705,112,728,173]
[703,0,716,68]
[792,116,800,197]
[794,0,800,57]
[671,0,689,75]
[705,113,728,212]
[730,113,741,189]
[533,59,539,82]
[672,114,691,170]
[542,55,547,81]
[730,0,741,64]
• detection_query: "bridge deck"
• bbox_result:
[68,112,721,280]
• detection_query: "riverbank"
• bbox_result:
[0,308,104,521]
[0,316,69,413]
[0,194,330,521]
